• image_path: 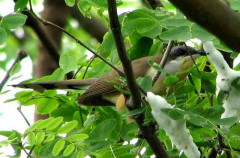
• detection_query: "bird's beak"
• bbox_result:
[196,49,207,56]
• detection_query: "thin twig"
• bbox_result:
[17,107,31,126]
[19,143,33,158]
[107,1,168,157]
[73,66,83,79]
[184,43,213,106]
[78,106,84,127]
[26,8,124,77]
[82,56,96,79]
[26,1,148,96]
[27,145,35,158]
[0,51,27,92]
[28,0,33,11]
[152,40,174,85]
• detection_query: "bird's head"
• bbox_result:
[169,46,206,60]
[163,46,206,75]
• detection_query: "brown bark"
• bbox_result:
[34,0,70,121]
[168,0,240,51]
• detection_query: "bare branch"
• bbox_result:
[17,107,31,126]
[152,40,174,85]
[26,10,124,76]
[0,51,27,92]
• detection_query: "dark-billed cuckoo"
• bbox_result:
[13,46,206,110]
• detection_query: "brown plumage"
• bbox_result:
[13,46,205,108]
[78,56,162,106]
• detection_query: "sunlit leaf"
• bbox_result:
[59,54,77,73]
[1,13,27,29]
[14,0,28,11]
[63,144,75,156]
[0,27,7,45]
[52,139,65,156]
[57,120,78,133]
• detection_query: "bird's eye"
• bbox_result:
[178,50,186,55]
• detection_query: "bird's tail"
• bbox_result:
[12,78,97,90]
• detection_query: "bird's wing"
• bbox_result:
[12,78,97,90]
[78,56,162,105]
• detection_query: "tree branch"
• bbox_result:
[26,10,124,76]
[107,1,168,157]
[0,51,27,92]
[152,40,174,85]
[21,11,60,63]
[168,0,240,51]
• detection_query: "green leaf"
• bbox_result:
[9,62,21,76]
[98,32,115,58]
[15,91,34,105]
[163,75,179,84]
[191,24,215,41]
[0,131,16,137]
[63,144,75,156]
[162,18,191,27]
[77,0,92,18]
[59,54,77,73]
[52,139,65,156]
[43,90,57,97]
[123,107,146,117]
[113,85,131,95]
[160,26,191,41]
[1,13,27,30]
[161,108,186,120]
[51,107,76,121]
[122,9,165,38]
[44,117,63,130]
[65,0,75,7]
[35,131,45,145]
[88,119,117,141]
[76,151,85,158]
[14,0,28,11]
[188,113,215,129]
[129,37,153,60]
[230,0,240,10]
[229,124,240,136]
[44,134,55,143]
[57,120,78,133]
[67,134,89,142]
[90,0,108,8]
[139,76,153,91]
[35,68,66,81]
[217,90,229,105]
[175,85,195,95]
[37,98,59,114]
[212,116,239,126]
[117,153,137,158]
[202,80,216,94]
[231,77,240,91]
[0,27,7,45]
[27,132,35,146]
[49,68,66,81]
[123,18,161,38]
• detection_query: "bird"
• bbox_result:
[13,46,206,110]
